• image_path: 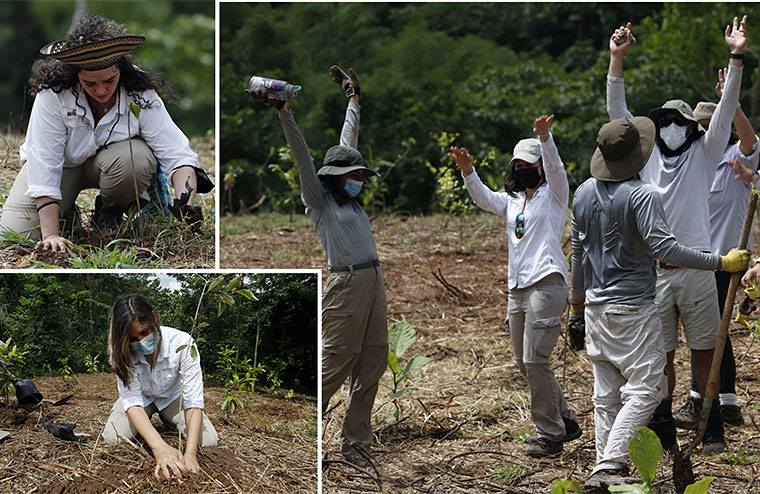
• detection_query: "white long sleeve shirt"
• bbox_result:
[20,85,199,200]
[117,326,205,412]
[606,64,742,251]
[463,133,569,289]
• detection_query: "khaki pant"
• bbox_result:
[322,265,388,457]
[507,272,574,442]
[102,396,218,447]
[0,138,156,240]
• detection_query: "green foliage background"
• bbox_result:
[221,2,760,214]
[0,0,214,137]
[0,273,318,395]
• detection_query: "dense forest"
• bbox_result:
[221,3,760,214]
[0,0,214,137]
[0,273,318,394]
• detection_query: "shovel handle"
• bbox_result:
[685,191,757,455]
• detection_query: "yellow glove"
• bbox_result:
[719,248,751,273]
[745,280,759,301]
[735,312,750,325]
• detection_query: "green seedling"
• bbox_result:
[490,463,528,482]
[382,321,432,422]
[0,339,27,404]
[550,480,582,493]
[719,446,757,466]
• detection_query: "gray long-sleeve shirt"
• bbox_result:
[571,177,719,305]
[279,107,378,269]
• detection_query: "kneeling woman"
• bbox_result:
[103,294,217,480]
[0,15,212,251]
[449,115,580,458]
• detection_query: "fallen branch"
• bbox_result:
[431,269,469,299]
[322,459,382,491]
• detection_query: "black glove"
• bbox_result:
[567,304,585,351]
[169,181,203,232]
[244,87,285,109]
[329,65,360,98]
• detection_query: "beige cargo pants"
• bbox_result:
[0,138,156,240]
[321,265,388,457]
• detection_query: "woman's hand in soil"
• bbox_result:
[183,452,201,474]
[36,235,71,252]
[153,443,186,480]
[448,146,474,176]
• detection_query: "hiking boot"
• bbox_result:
[673,397,700,430]
[585,467,629,492]
[702,440,725,455]
[93,195,127,236]
[526,417,582,444]
[343,453,370,468]
[721,404,744,426]
[525,437,562,458]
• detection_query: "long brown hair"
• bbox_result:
[108,293,162,388]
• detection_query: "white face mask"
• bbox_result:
[659,123,688,151]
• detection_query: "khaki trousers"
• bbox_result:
[507,272,574,442]
[102,396,218,446]
[0,138,156,240]
[322,265,388,457]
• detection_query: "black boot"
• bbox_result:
[93,195,127,235]
[648,400,678,452]
[702,400,725,454]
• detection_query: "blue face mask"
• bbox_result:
[130,331,155,355]
[344,178,363,198]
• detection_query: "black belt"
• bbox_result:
[330,259,380,273]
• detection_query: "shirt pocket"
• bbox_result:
[61,108,96,165]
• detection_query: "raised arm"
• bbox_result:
[278,107,327,209]
[330,66,361,148]
[715,67,757,157]
[607,23,636,120]
[534,114,568,205]
[449,146,508,216]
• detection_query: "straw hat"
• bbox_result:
[39,35,145,70]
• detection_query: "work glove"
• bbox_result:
[169,182,203,233]
[719,248,751,273]
[567,303,585,351]
[245,87,285,109]
[329,65,360,98]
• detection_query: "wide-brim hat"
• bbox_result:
[508,138,542,167]
[590,117,655,182]
[647,99,699,126]
[318,145,378,177]
[693,101,717,124]
[40,35,145,70]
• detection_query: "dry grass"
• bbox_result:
[223,211,760,493]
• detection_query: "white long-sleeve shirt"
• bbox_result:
[463,133,569,289]
[606,64,743,251]
[117,326,204,412]
[21,85,199,200]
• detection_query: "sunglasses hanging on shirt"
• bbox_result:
[515,212,526,239]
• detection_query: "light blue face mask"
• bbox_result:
[344,178,363,197]
[130,331,155,355]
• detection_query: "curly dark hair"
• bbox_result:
[504,159,545,197]
[318,175,362,207]
[28,15,176,106]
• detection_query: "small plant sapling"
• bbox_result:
[550,480,582,494]
[57,357,74,381]
[0,339,27,404]
[382,321,432,422]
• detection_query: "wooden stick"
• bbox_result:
[685,191,758,455]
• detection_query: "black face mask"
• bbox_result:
[514,167,542,189]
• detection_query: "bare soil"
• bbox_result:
[0,373,316,493]
[0,133,215,269]
[222,212,760,494]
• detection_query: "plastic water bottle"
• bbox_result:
[247,76,301,101]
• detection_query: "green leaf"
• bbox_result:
[403,356,432,374]
[196,322,209,329]
[128,102,141,119]
[221,399,228,412]
[388,389,409,400]
[176,345,188,353]
[218,301,226,317]
[225,275,242,293]
[387,351,400,375]
[208,276,226,294]
[550,480,582,494]
[627,427,662,485]
[684,477,715,494]
[388,321,417,359]
[235,288,258,301]
[221,293,236,306]
[608,484,650,494]
[190,346,198,360]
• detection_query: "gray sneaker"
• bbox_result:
[673,398,700,430]
[525,437,562,458]
[585,467,629,492]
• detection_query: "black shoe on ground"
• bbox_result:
[526,416,582,445]
[673,397,700,430]
[585,467,629,492]
[525,437,562,458]
[721,404,744,426]
[702,441,725,455]
[93,195,127,235]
